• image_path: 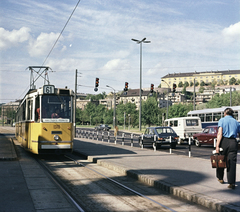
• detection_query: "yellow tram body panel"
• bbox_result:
[16,122,73,154]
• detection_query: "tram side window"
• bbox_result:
[35,96,40,122]
[206,113,212,122]
[22,101,26,121]
[27,100,33,120]
[233,111,238,120]
[199,114,204,122]
[213,113,221,121]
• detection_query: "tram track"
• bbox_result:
[35,152,213,212]
[37,153,176,212]
[64,154,177,212]
[37,158,85,212]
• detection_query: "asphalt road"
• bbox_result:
[76,127,240,164]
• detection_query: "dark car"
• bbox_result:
[193,126,218,147]
[94,124,111,131]
[138,127,178,149]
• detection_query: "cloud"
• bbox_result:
[222,22,240,42]
[0,27,31,50]
[28,32,62,57]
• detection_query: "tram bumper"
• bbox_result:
[38,141,72,154]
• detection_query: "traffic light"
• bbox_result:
[173,83,176,93]
[124,82,128,91]
[95,78,99,87]
[150,84,154,93]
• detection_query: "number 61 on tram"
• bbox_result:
[15,85,74,154]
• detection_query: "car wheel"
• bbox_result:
[195,139,201,147]
[170,143,176,149]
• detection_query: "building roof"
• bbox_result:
[162,70,240,79]
[120,89,151,97]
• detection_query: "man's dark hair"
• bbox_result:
[224,108,234,116]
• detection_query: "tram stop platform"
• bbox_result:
[0,127,78,212]
[73,136,240,212]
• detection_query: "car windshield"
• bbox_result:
[156,128,174,134]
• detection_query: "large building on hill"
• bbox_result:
[161,70,240,88]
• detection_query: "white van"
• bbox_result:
[164,117,202,144]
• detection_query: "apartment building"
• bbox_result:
[161,70,240,88]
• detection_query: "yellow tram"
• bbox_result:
[15,85,74,154]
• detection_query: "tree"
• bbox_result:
[184,81,189,87]
[178,81,183,87]
[206,91,240,108]
[210,80,217,90]
[199,86,205,93]
[142,97,159,127]
[200,81,205,86]
[116,102,137,127]
[168,103,193,118]
[85,92,107,101]
[229,77,237,85]
[182,86,187,95]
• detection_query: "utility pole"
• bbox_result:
[193,78,196,110]
[230,87,232,107]
[74,69,77,138]
[131,38,151,131]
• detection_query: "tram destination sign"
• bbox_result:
[43,85,55,94]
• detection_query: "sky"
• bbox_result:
[0,0,240,103]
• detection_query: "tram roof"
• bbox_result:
[188,106,240,115]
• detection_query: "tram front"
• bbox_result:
[34,85,74,154]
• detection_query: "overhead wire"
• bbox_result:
[16,0,81,101]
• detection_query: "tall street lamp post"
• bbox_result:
[106,85,116,129]
[161,79,170,119]
[131,38,151,131]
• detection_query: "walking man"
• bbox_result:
[216,108,240,189]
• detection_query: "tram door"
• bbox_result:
[26,98,33,150]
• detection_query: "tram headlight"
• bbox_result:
[54,135,60,141]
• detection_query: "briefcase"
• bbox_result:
[210,154,227,168]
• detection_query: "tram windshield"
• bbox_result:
[41,95,72,122]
